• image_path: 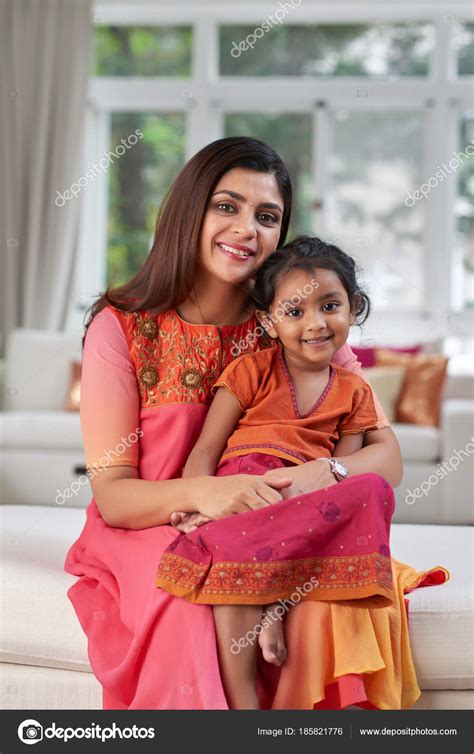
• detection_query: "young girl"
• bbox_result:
[156,236,396,709]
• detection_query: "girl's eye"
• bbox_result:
[286,308,302,318]
[323,302,340,312]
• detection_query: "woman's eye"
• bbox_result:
[286,308,302,318]
[258,212,278,224]
[216,202,235,213]
[323,302,339,312]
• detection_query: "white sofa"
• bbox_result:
[1,328,473,710]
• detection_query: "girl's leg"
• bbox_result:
[258,603,287,666]
[213,605,262,710]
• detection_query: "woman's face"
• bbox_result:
[198,167,284,287]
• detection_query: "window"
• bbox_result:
[454,21,474,76]
[107,113,186,286]
[94,26,193,76]
[453,115,474,309]
[326,111,425,310]
[219,23,434,77]
[74,8,474,330]
[224,113,313,236]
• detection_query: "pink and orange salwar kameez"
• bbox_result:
[64,305,449,710]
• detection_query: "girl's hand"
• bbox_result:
[194,474,293,521]
[263,460,337,498]
[170,511,212,533]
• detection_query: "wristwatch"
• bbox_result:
[317,457,349,482]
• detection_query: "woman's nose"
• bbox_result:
[231,211,257,238]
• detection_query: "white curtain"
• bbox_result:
[0,0,92,354]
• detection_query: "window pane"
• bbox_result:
[107,113,186,286]
[454,22,474,76]
[326,111,424,311]
[454,116,474,309]
[220,24,433,77]
[224,113,313,237]
[94,26,192,76]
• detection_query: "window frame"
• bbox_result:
[68,1,474,332]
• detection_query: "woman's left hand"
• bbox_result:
[263,460,337,499]
[170,510,213,533]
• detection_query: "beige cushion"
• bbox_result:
[0,411,82,449]
[363,366,405,423]
[392,423,441,462]
[1,507,472,692]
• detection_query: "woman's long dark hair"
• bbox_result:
[82,136,293,346]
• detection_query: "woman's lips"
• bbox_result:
[217,242,255,262]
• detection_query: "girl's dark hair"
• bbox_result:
[252,235,371,325]
[82,136,292,347]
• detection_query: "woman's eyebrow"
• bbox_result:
[211,190,283,212]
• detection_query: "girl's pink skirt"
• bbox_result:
[156,454,396,608]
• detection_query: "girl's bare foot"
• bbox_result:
[258,608,287,666]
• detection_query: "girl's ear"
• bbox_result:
[256,310,278,339]
[349,293,361,325]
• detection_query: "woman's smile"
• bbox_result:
[216,241,256,261]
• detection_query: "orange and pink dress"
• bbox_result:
[64,305,449,710]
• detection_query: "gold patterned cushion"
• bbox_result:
[375,350,449,427]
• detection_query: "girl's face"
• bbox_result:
[198,168,284,287]
[258,267,357,370]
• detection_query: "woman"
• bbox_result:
[64,136,448,710]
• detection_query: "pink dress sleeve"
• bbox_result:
[80,307,140,469]
[332,343,390,429]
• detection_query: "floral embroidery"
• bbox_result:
[255,546,274,561]
[111,307,271,409]
[136,316,159,340]
[317,501,341,522]
[181,367,203,389]
[138,365,159,388]
[156,551,393,605]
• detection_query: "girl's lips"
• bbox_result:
[216,242,255,262]
[302,336,333,348]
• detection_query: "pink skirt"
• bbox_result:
[156,454,395,608]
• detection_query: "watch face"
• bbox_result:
[334,460,348,478]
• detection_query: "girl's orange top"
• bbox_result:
[215,345,382,465]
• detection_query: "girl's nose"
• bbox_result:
[306,312,327,331]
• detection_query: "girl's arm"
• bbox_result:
[182,387,244,477]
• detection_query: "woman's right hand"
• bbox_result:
[194,473,293,521]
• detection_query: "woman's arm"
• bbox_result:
[183,387,243,477]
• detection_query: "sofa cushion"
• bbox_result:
[1,507,472,691]
[4,329,82,411]
[0,411,82,449]
[392,424,441,462]
[391,524,474,689]
[1,505,91,672]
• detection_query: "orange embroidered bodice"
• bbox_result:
[112,307,272,409]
